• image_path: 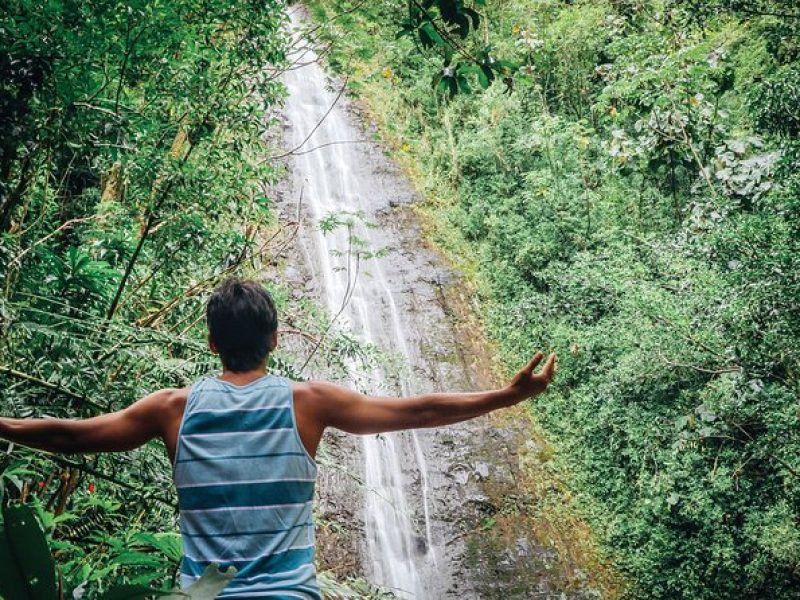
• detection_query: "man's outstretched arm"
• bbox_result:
[0,389,180,454]
[298,352,556,435]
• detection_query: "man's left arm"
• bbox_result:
[0,389,175,454]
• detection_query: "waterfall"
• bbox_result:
[280,9,435,598]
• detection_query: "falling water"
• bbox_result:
[279,9,435,598]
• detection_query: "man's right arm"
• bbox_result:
[0,389,181,455]
[297,352,556,435]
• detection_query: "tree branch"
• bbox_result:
[0,365,105,411]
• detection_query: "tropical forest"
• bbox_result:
[0,0,798,599]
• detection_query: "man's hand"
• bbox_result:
[506,351,557,401]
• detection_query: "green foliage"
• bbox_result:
[750,63,800,137]
[396,0,519,97]
[91,563,234,599]
[0,0,389,597]
[0,503,57,600]
[308,0,800,598]
[0,498,239,599]
[317,571,397,599]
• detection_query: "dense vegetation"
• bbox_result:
[2,0,798,597]
[0,0,386,596]
[306,1,800,598]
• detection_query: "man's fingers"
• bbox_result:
[539,352,557,381]
[524,352,544,374]
[541,353,557,379]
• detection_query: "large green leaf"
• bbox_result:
[0,504,57,600]
[131,532,183,562]
[0,523,28,600]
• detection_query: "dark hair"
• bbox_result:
[206,278,278,372]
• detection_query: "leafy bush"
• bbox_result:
[307,0,800,597]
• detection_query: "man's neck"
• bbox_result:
[217,365,268,386]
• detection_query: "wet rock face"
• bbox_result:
[315,430,366,580]
[271,9,605,599]
[439,422,555,598]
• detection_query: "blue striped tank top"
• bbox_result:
[173,374,320,599]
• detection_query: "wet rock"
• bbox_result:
[413,535,429,556]
[282,264,301,281]
[516,537,531,557]
[464,494,494,513]
[454,470,469,486]
[532,544,558,563]
[474,462,490,480]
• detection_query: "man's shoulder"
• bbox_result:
[291,380,344,401]
[149,386,191,400]
[140,386,191,417]
[291,380,360,418]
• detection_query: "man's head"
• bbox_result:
[206,278,278,372]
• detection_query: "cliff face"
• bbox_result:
[272,9,612,598]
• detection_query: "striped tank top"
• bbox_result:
[173,374,320,599]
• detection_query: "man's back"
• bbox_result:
[0,278,555,598]
[174,374,320,599]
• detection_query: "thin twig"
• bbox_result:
[727,420,800,480]
[9,216,98,268]
[656,351,741,375]
[278,328,321,344]
[0,366,105,411]
[651,314,730,359]
[300,221,362,373]
[289,139,368,156]
[46,454,175,508]
[264,75,350,162]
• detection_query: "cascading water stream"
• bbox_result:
[280,10,435,598]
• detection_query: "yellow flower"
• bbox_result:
[401,143,411,152]
[382,66,393,80]
[512,24,520,34]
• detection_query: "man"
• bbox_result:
[0,278,557,599]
